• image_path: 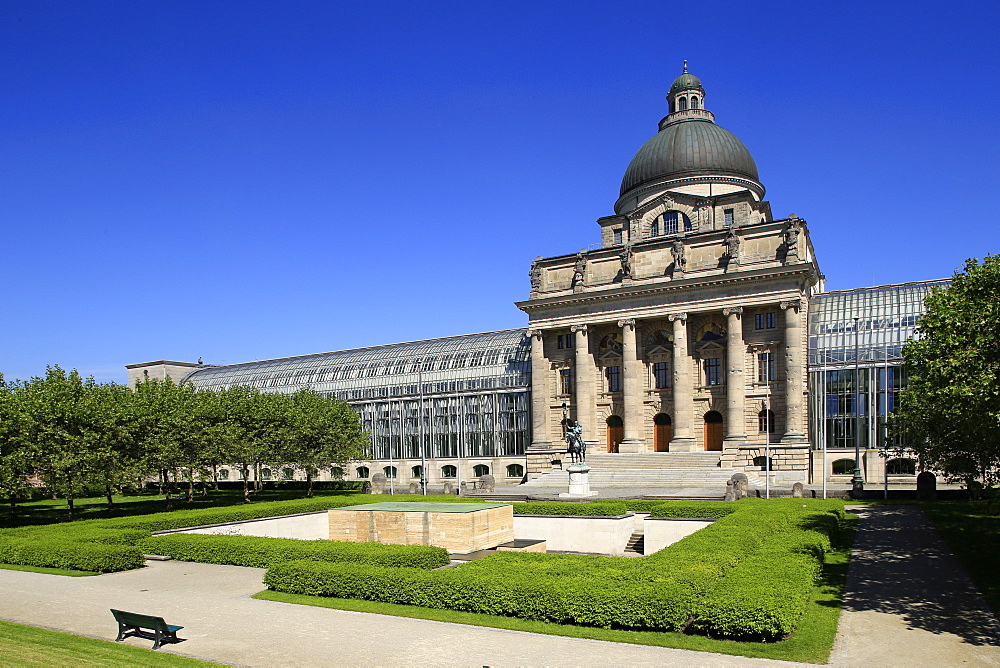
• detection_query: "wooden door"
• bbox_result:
[606,416,624,453]
[653,413,672,452]
[704,411,723,451]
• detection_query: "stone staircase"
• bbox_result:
[519,452,763,494]
[624,530,645,555]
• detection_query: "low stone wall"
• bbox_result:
[642,517,714,555]
[163,511,330,540]
[513,514,639,555]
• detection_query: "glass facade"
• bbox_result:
[182,328,531,462]
[807,280,949,452]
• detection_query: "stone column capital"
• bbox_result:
[780,299,803,312]
[722,306,744,317]
[569,324,589,335]
[668,312,688,323]
[527,328,545,341]
[617,318,636,330]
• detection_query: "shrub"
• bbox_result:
[0,538,144,573]
[512,501,628,516]
[138,533,449,569]
[263,499,848,637]
[646,502,737,519]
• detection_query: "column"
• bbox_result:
[668,312,696,451]
[780,299,806,441]
[617,318,647,453]
[570,324,597,445]
[723,307,746,442]
[527,329,550,448]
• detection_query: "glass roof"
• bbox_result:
[808,279,950,366]
[182,328,531,401]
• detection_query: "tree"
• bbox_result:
[890,255,1000,487]
[283,388,368,497]
[0,374,36,520]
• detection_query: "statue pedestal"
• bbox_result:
[559,463,598,498]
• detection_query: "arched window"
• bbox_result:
[260,468,272,480]
[356,466,370,479]
[758,409,776,433]
[663,211,679,234]
[704,411,723,451]
[832,459,856,475]
[690,96,699,109]
[441,465,457,479]
[886,458,917,475]
[679,96,688,111]
[473,464,490,477]
[383,466,397,479]
[411,465,424,479]
[650,219,659,237]
[506,464,524,478]
[607,415,624,453]
[330,467,344,480]
[218,469,229,480]
[653,413,672,452]
[282,468,295,480]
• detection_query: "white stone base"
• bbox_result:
[559,463,599,498]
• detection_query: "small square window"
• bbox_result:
[724,209,734,226]
[755,312,777,330]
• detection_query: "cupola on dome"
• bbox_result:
[617,64,763,211]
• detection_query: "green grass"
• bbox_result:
[922,500,1000,614]
[0,487,365,529]
[0,620,217,667]
[0,563,99,577]
[252,514,857,664]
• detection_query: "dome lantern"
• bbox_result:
[668,60,705,113]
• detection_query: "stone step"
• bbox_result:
[573,453,723,470]
[521,467,763,490]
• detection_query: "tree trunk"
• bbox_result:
[242,467,251,504]
[306,469,314,498]
[212,463,219,491]
[186,471,194,503]
[105,483,114,510]
[163,469,174,511]
[9,496,17,521]
[67,495,75,522]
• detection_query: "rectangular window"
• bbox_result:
[556,333,576,349]
[613,228,623,244]
[559,368,573,395]
[724,209,734,226]
[606,366,622,392]
[755,312,777,330]
[653,361,670,389]
[757,352,775,382]
[704,358,721,385]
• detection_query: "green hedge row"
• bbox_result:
[512,501,628,516]
[647,502,737,519]
[263,499,846,639]
[0,538,145,573]
[1,526,152,545]
[139,533,450,569]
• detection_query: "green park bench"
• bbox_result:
[110,608,183,650]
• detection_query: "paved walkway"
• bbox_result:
[1,504,998,666]
[829,505,1000,667]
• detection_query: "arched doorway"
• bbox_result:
[703,411,723,451]
[653,413,672,452]
[606,415,624,453]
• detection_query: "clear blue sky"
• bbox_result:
[2,1,999,384]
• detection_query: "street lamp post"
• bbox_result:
[852,317,865,495]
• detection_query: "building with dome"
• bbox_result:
[128,65,939,490]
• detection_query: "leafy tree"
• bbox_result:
[891,255,1000,487]
[283,388,367,497]
[0,374,36,519]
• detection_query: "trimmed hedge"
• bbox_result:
[263,499,847,638]
[647,502,737,519]
[0,538,144,573]
[139,533,449,569]
[512,501,628,516]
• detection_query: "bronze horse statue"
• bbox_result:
[563,419,587,464]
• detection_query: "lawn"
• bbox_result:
[0,620,217,667]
